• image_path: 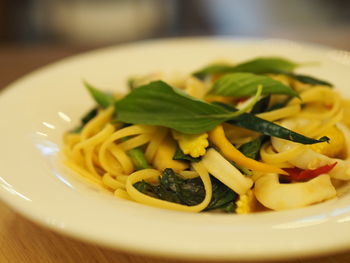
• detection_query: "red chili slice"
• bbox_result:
[282,162,337,182]
[236,96,250,103]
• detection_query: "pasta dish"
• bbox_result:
[63,57,350,214]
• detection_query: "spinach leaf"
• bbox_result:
[193,57,298,78]
[173,146,201,162]
[84,81,115,108]
[134,168,204,206]
[134,168,238,212]
[222,202,236,213]
[239,136,268,160]
[205,176,238,211]
[115,81,261,134]
[208,73,298,98]
[133,180,159,199]
[160,168,205,206]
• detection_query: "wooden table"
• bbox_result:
[1,43,350,263]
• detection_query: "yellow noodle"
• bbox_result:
[64,133,81,149]
[84,147,101,178]
[223,123,258,145]
[256,104,300,122]
[260,142,305,164]
[102,125,156,145]
[114,188,132,200]
[72,123,114,159]
[309,110,343,138]
[98,125,156,173]
[108,144,134,174]
[80,107,114,140]
[299,97,340,120]
[289,87,333,105]
[179,170,199,179]
[116,175,128,183]
[119,133,153,151]
[64,159,102,185]
[103,151,124,176]
[145,127,168,163]
[102,173,125,190]
[293,119,321,135]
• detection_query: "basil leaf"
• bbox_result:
[84,81,115,108]
[193,64,234,79]
[193,57,298,78]
[127,77,138,90]
[173,146,201,162]
[233,57,298,74]
[239,136,268,160]
[115,81,260,134]
[208,73,299,98]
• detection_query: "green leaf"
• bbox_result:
[232,57,298,74]
[238,136,268,160]
[227,112,329,145]
[213,102,329,145]
[208,73,299,98]
[193,64,234,79]
[115,81,261,134]
[134,169,238,212]
[173,146,201,162]
[205,176,238,211]
[84,81,115,108]
[70,107,98,133]
[193,57,299,78]
[127,77,138,90]
[251,96,270,114]
[81,107,98,125]
[288,73,333,87]
[267,98,291,111]
[134,168,205,206]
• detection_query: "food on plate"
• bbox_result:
[63,56,350,213]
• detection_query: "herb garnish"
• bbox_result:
[134,168,237,212]
[115,81,262,134]
[193,57,298,79]
[208,73,299,98]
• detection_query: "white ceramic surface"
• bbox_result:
[1,38,350,261]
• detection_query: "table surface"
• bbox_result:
[1,42,350,263]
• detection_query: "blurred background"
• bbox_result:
[1,0,350,87]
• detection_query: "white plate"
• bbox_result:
[1,37,350,261]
